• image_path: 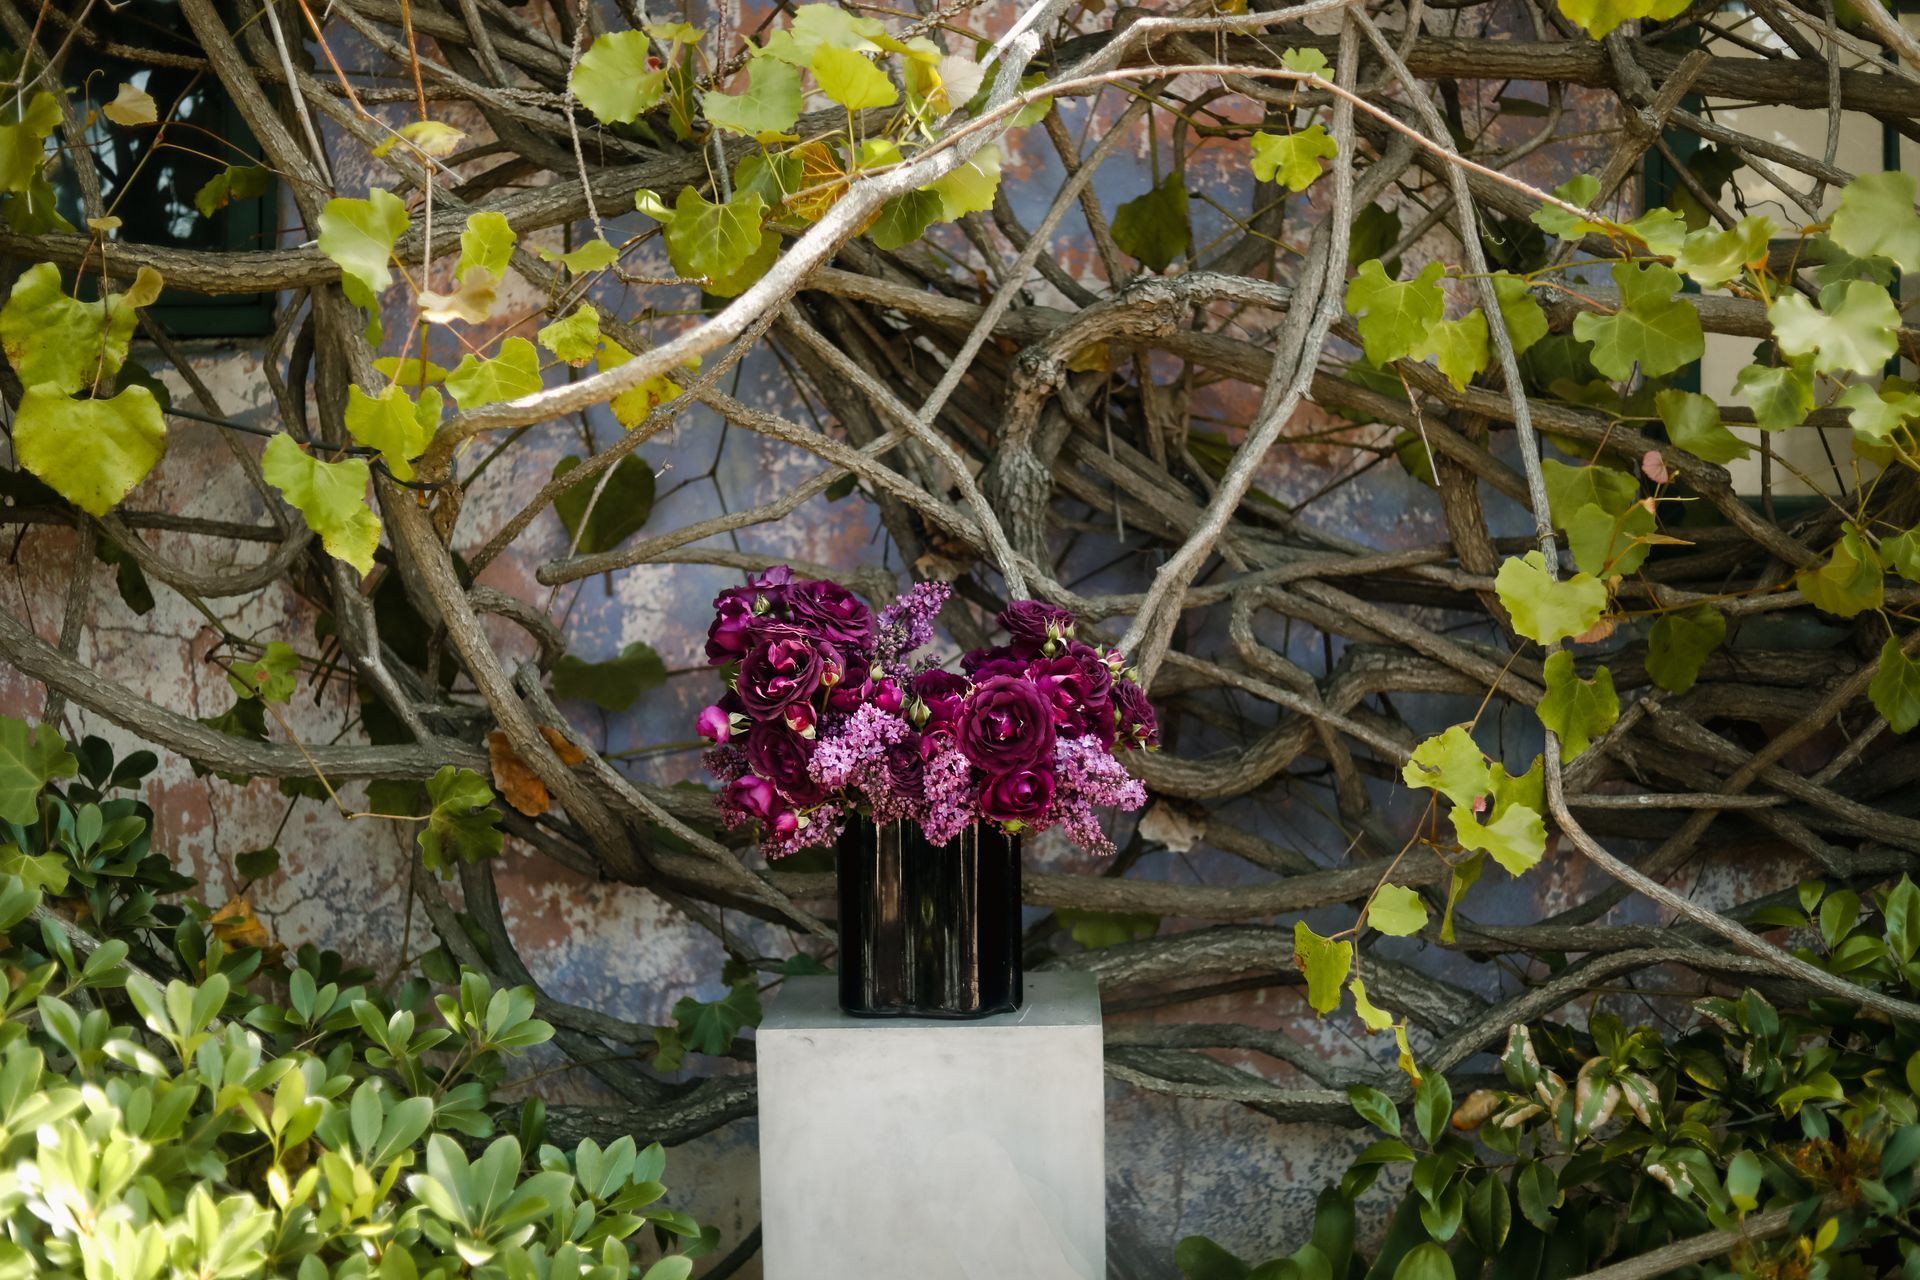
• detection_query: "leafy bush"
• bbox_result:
[0,719,704,1279]
[1179,877,1920,1280]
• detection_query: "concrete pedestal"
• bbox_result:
[757,972,1105,1279]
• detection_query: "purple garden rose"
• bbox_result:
[884,739,927,796]
[998,600,1076,656]
[958,675,1056,772]
[746,723,824,804]
[980,767,1055,824]
[786,578,873,646]
[705,587,761,664]
[1031,642,1115,744]
[737,625,830,719]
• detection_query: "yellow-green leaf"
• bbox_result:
[1870,637,1920,734]
[14,383,166,517]
[1795,527,1883,619]
[1494,551,1608,645]
[1830,171,1920,274]
[663,188,767,284]
[572,31,667,125]
[1369,884,1429,937]
[1656,388,1748,464]
[1249,125,1337,192]
[1646,603,1724,695]
[925,145,1002,221]
[1401,724,1490,811]
[1413,309,1489,390]
[811,45,897,110]
[1345,260,1446,366]
[318,190,408,312]
[1294,921,1352,1016]
[261,435,381,576]
[704,56,803,137]
[344,384,440,481]
[102,83,158,127]
[538,305,602,366]
[1537,650,1618,760]
[0,261,164,395]
[445,337,542,410]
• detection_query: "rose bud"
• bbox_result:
[770,808,801,838]
[697,704,734,743]
[784,702,818,739]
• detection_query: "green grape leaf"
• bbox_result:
[1282,46,1331,77]
[1830,170,1920,273]
[767,4,890,62]
[551,454,655,555]
[551,642,668,712]
[1675,215,1774,287]
[811,45,898,109]
[1441,853,1484,944]
[1249,125,1337,192]
[1350,976,1394,1032]
[1345,260,1446,366]
[1401,724,1490,810]
[1656,388,1749,464]
[372,119,465,159]
[1769,280,1899,376]
[1542,457,1638,528]
[925,144,1001,219]
[1112,173,1190,273]
[1623,207,1687,258]
[1490,272,1547,355]
[261,434,381,576]
[1,261,164,395]
[1412,309,1489,390]
[534,239,620,274]
[445,337,543,410]
[1495,551,1608,645]
[572,31,667,125]
[662,188,766,285]
[1453,800,1546,877]
[14,384,166,517]
[419,766,504,875]
[1734,361,1814,431]
[704,56,803,136]
[1556,0,1688,39]
[317,190,408,311]
[1885,528,1920,582]
[1870,637,1920,734]
[538,304,602,366]
[1368,884,1429,937]
[1530,174,1604,240]
[1571,262,1702,380]
[1795,527,1884,619]
[0,92,60,194]
[0,716,77,824]
[1646,603,1725,695]
[455,210,516,283]
[705,229,781,298]
[1566,500,1654,577]
[229,641,300,704]
[344,384,440,482]
[673,981,762,1056]
[1293,921,1351,1016]
[869,188,944,251]
[193,164,271,218]
[1537,650,1619,759]
[1839,383,1920,443]
[596,340,686,424]
[374,356,448,385]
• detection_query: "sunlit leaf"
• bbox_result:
[1294,921,1351,1016]
[1495,551,1608,645]
[1830,170,1920,273]
[704,56,803,136]
[1571,262,1702,380]
[1345,260,1446,365]
[1249,125,1337,192]
[261,434,381,576]
[344,383,441,481]
[1368,884,1429,937]
[14,384,166,517]
[572,31,666,124]
[445,337,542,410]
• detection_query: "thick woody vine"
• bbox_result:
[3,0,1920,1265]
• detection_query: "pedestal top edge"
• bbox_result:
[761,972,1102,1031]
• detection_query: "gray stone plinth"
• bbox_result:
[757,972,1106,1279]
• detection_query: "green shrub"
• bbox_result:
[1179,877,1920,1280]
[0,720,704,1279]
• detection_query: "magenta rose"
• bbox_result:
[958,675,1055,771]
[725,774,780,820]
[705,587,761,664]
[1114,678,1159,750]
[746,723,824,803]
[911,670,970,723]
[998,600,1076,656]
[1031,642,1115,744]
[980,767,1055,824]
[696,704,734,743]
[737,625,829,719]
[787,579,873,646]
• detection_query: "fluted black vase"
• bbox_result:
[835,817,1022,1019]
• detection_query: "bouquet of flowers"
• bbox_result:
[697,567,1156,858]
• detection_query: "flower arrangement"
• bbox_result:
[696,567,1156,858]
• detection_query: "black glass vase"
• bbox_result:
[835,817,1022,1019]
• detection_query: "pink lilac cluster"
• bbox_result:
[696,568,1158,858]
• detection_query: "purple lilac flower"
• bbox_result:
[808,704,911,791]
[1050,737,1148,856]
[875,580,951,660]
[920,746,980,846]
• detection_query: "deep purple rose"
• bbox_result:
[752,565,793,590]
[998,600,1076,656]
[746,723,824,803]
[1031,642,1115,744]
[705,587,760,664]
[787,579,873,646]
[737,625,828,719]
[980,767,1055,824]
[911,670,970,724]
[960,648,1031,679]
[884,739,927,796]
[1113,678,1159,750]
[958,675,1055,771]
